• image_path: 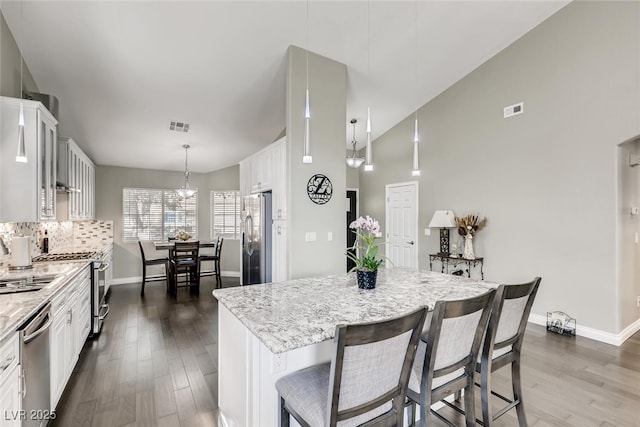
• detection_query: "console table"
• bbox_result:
[429,254,484,280]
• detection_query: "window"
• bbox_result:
[123,188,197,241]
[211,191,240,239]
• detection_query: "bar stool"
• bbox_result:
[138,241,168,297]
[276,307,428,427]
[406,289,496,427]
[477,278,541,426]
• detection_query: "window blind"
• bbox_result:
[211,191,240,239]
[123,188,198,241]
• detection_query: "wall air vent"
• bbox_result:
[169,121,190,133]
[503,102,524,118]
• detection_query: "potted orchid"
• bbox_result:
[346,215,387,289]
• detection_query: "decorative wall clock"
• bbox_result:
[306,174,333,205]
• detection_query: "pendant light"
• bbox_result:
[302,0,312,164]
[411,0,421,177]
[363,0,374,172]
[176,144,197,199]
[16,0,27,163]
[346,119,364,168]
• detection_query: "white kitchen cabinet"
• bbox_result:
[0,333,21,427]
[250,149,273,193]
[50,265,90,410]
[0,96,58,222]
[49,290,76,409]
[58,137,95,220]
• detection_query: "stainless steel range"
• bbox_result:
[32,249,112,336]
[32,251,96,262]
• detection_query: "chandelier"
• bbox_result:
[176,144,197,199]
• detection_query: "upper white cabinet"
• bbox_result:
[239,137,287,218]
[58,137,95,220]
[0,96,58,222]
[250,149,273,193]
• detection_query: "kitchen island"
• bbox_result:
[212,268,496,427]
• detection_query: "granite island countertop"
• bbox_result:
[212,268,498,354]
[0,261,91,344]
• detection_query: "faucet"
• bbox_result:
[0,237,8,256]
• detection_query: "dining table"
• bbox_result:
[152,240,218,251]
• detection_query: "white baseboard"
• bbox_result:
[111,270,240,286]
[528,314,640,347]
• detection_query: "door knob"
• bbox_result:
[407,241,415,245]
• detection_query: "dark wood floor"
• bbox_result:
[52,277,640,427]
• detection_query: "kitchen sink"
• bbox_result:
[0,275,58,294]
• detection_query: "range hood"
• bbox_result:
[56,137,80,193]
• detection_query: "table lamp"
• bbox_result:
[428,210,456,255]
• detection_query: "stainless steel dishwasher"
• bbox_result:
[20,302,53,427]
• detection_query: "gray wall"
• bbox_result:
[360,1,640,334]
[617,138,640,331]
[0,11,38,97]
[95,164,240,280]
[286,46,347,279]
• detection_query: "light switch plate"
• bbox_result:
[424,228,431,236]
[327,232,333,241]
[305,232,317,242]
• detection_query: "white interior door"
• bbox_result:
[385,182,418,268]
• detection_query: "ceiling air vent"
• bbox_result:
[169,121,190,133]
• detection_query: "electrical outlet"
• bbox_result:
[327,232,333,241]
[424,228,431,236]
[637,296,640,307]
[272,353,286,373]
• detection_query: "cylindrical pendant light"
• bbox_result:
[412,114,420,176]
[302,0,312,164]
[411,0,421,177]
[16,0,27,163]
[363,1,374,172]
[364,107,373,171]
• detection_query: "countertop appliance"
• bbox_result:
[32,250,111,336]
[19,302,52,427]
[242,192,272,285]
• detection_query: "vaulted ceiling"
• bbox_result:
[1,1,568,173]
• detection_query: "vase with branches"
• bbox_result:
[454,214,487,260]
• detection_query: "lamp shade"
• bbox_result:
[428,210,456,228]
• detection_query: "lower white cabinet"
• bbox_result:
[0,333,21,427]
[50,265,91,410]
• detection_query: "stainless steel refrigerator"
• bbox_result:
[242,192,272,285]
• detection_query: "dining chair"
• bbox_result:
[138,241,168,297]
[276,307,428,427]
[168,241,200,297]
[406,289,496,427]
[199,237,224,288]
[476,278,541,427]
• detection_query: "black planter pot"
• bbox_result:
[356,269,378,290]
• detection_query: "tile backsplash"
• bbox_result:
[0,220,113,268]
